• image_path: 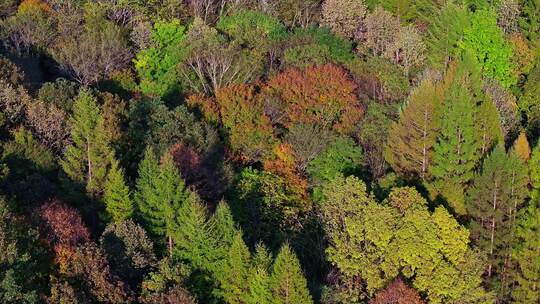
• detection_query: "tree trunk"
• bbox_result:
[488,181,498,278]
[168,235,173,258]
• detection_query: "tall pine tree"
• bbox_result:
[467,146,528,292]
[246,244,273,304]
[61,90,112,196]
[103,156,133,222]
[214,232,251,303]
[269,243,313,304]
[511,201,540,303]
[530,142,540,201]
[384,77,444,180]
[136,149,196,256]
[429,81,481,215]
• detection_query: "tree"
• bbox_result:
[387,191,490,304]
[214,232,251,303]
[319,180,491,302]
[321,0,367,38]
[269,243,313,304]
[429,81,481,215]
[475,98,503,156]
[512,132,531,161]
[216,9,286,49]
[385,77,444,181]
[266,64,363,134]
[467,146,528,291]
[483,80,519,140]
[100,220,157,288]
[134,19,187,97]
[358,102,394,178]
[318,175,399,295]
[425,3,470,68]
[511,202,540,303]
[61,90,112,196]
[231,167,308,247]
[518,62,540,135]
[38,199,91,256]
[51,9,131,85]
[140,258,194,304]
[135,149,198,255]
[306,136,363,197]
[0,198,44,303]
[530,142,540,201]
[103,157,133,222]
[346,56,409,103]
[385,25,426,75]
[369,278,424,304]
[246,244,273,304]
[284,123,334,172]
[178,18,264,95]
[497,0,520,34]
[0,0,55,54]
[284,27,355,67]
[215,84,275,162]
[363,7,401,57]
[63,243,134,303]
[460,9,516,87]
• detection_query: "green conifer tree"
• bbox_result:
[425,3,470,68]
[269,243,313,304]
[246,244,273,304]
[103,156,133,222]
[512,202,540,303]
[215,232,251,303]
[529,142,540,201]
[384,77,443,180]
[429,81,481,215]
[467,146,528,291]
[61,90,112,196]
[476,99,503,156]
[210,201,238,254]
[136,149,195,256]
[171,196,214,271]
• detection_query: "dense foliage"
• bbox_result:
[0,0,539,303]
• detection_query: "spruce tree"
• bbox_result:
[215,232,251,304]
[467,146,528,289]
[103,156,133,222]
[530,142,540,200]
[247,244,273,304]
[210,201,238,254]
[384,77,443,180]
[511,202,540,303]
[476,99,503,156]
[171,196,214,271]
[269,243,313,304]
[429,81,481,215]
[61,90,112,196]
[135,149,195,256]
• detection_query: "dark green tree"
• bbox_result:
[511,201,540,303]
[467,146,528,293]
[136,149,197,255]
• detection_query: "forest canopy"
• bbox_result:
[0,0,539,303]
